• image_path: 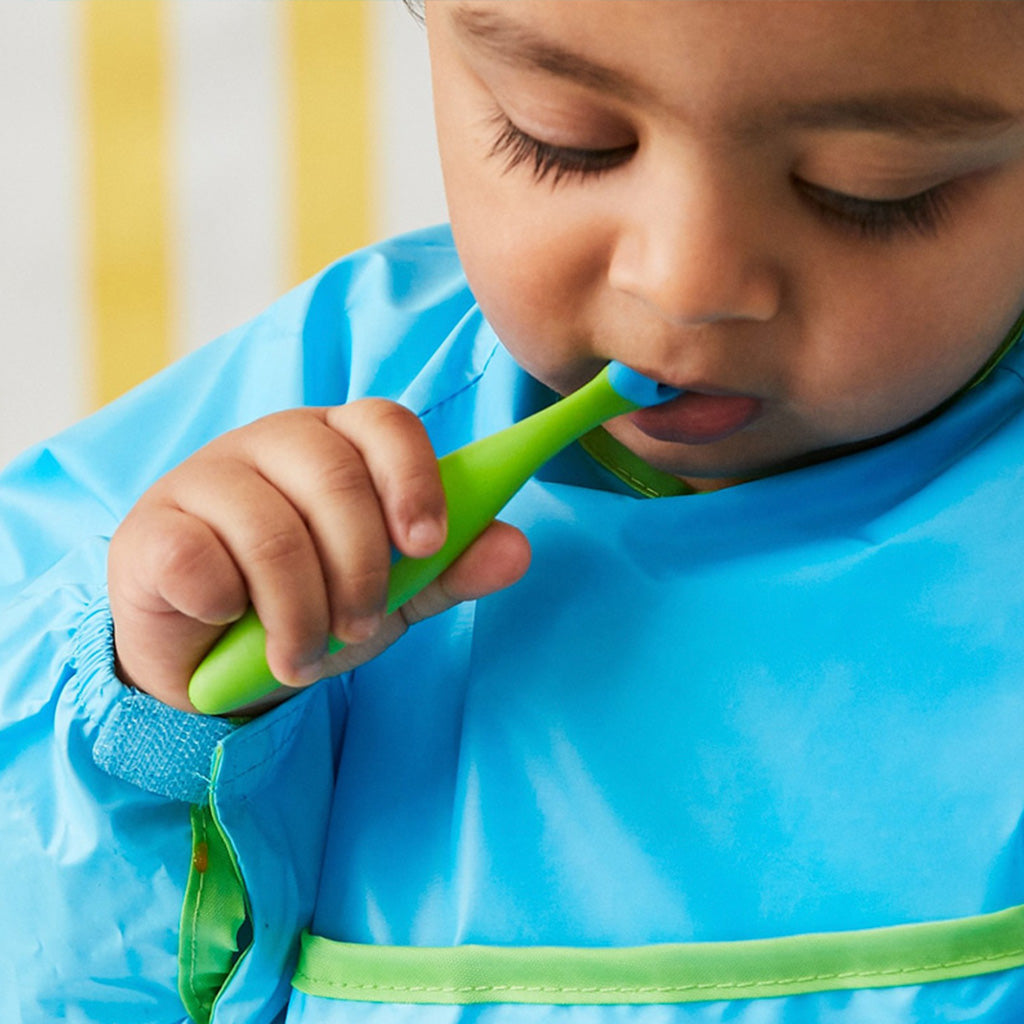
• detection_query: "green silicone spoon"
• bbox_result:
[188,361,680,715]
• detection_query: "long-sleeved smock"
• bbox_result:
[4,226,1024,1024]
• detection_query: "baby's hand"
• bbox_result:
[108,401,530,713]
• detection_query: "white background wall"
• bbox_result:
[0,1,448,469]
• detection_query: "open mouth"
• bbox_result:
[628,388,763,445]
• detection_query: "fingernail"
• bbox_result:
[292,659,328,688]
[345,614,382,644]
[406,516,445,552]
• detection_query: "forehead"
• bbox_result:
[444,1,1024,136]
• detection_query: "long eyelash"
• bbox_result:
[798,180,954,241]
[488,115,635,186]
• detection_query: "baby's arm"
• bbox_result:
[108,398,531,712]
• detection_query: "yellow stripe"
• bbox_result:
[285,0,375,284]
[82,0,172,408]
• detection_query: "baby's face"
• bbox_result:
[426,0,1024,490]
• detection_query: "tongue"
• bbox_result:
[631,391,761,444]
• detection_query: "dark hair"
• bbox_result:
[402,0,425,25]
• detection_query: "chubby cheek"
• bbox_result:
[794,288,1011,444]
[812,192,1024,440]
[438,135,609,385]
[451,196,608,384]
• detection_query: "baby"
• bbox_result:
[3,3,1024,1022]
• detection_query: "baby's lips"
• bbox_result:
[630,390,762,445]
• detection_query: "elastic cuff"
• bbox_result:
[74,595,235,803]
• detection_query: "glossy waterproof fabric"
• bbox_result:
[2,226,1024,1023]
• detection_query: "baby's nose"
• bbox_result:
[607,162,782,327]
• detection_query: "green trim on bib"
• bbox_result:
[579,427,694,498]
[577,307,1024,499]
[969,307,1024,390]
[292,903,1024,1005]
[178,748,251,1024]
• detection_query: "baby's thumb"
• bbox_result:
[400,520,531,626]
[287,521,531,690]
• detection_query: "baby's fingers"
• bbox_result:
[114,505,248,624]
[323,400,448,558]
[109,504,251,708]
[312,520,531,681]
[172,453,336,687]
[259,402,446,647]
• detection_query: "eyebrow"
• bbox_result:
[450,5,1020,141]
[775,95,1018,140]
[451,5,643,101]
